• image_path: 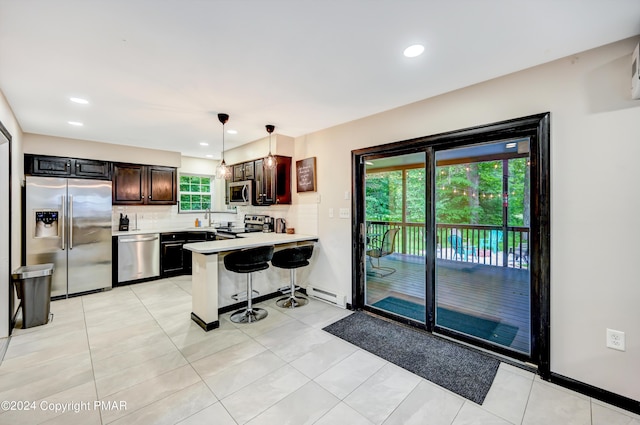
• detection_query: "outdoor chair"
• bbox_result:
[509,242,528,263]
[479,230,503,253]
[447,234,478,261]
[366,228,399,277]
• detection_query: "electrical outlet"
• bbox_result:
[328,208,334,218]
[606,328,625,351]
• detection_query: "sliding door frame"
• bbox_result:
[0,120,13,336]
[352,112,550,377]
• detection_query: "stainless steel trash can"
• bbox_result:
[11,264,54,329]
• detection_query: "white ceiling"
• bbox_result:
[1,1,639,159]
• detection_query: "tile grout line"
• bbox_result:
[81,293,105,425]
[448,400,465,425]
[517,372,536,425]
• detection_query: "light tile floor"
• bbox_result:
[1,276,638,425]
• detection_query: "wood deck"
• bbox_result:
[365,253,530,354]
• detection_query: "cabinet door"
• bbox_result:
[243,161,255,180]
[274,156,292,204]
[233,164,244,182]
[263,161,276,204]
[148,166,177,204]
[112,163,145,204]
[31,155,73,177]
[253,159,266,205]
[74,159,111,179]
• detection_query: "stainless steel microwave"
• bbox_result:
[228,180,253,206]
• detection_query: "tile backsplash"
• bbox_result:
[112,205,239,232]
[112,203,317,236]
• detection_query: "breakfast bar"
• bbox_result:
[183,232,318,331]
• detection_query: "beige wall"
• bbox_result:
[0,89,24,338]
[225,133,295,165]
[24,133,182,167]
[296,37,640,401]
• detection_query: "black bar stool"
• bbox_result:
[224,245,275,324]
[272,245,314,308]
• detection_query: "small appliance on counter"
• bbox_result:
[263,216,273,232]
[118,213,129,231]
[275,218,286,233]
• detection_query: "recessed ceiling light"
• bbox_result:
[69,97,89,104]
[365,161,374,165]
[403,44,424,58]
[200,142,209,146]
[205,154,214,158]
[227,129,237,135]
[68,121,83,126]
[505,142,517,148]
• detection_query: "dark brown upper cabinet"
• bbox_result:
[232,161,255,182]
[254,155,291,205]
[112,163,177,205]
[25,154,111,180]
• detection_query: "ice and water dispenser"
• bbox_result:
[34,211,59,238]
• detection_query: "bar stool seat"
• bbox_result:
[272,245,314,309]
[224,245,274,324]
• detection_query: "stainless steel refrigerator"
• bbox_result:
[25,176,112,298]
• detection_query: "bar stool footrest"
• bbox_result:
[278,285,302,295]
[231,289,260,301]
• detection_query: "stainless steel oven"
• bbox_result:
[228,180,253,206]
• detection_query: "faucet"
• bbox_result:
[204,208,212,227]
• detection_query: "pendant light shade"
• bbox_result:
[215,113,232,180]
[264,124,276,169]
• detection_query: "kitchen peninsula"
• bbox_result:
[184,232,318,331]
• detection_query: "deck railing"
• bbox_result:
[367,221,529,269]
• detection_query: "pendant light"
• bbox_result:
[215,113,232,180]
[264,124,276,169]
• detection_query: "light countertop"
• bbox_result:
[112,227,219,237]
[183,232,318,254]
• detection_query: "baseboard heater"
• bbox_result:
[306,285,346,308]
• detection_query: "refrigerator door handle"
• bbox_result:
[61,195,66,250]
[69,194,73,250]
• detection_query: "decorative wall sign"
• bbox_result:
[296,157,317,192]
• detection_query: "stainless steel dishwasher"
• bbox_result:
[117,233,160,283]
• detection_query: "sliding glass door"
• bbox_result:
[363,152,426,323]
[434,139,531,355]
[353,113,549,367]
